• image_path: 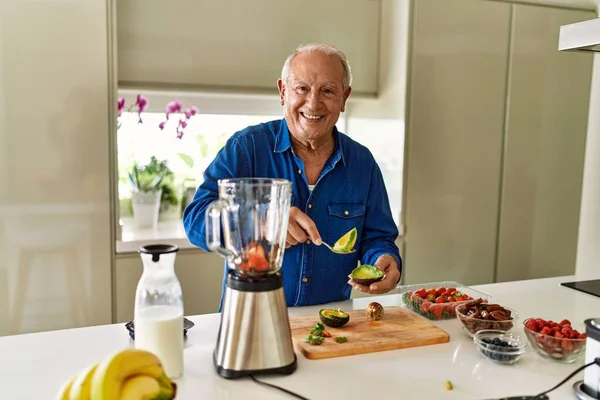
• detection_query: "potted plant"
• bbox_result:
[117,95,200,226]
[128,158,165,229]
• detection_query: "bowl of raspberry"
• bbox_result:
[523,317,587,363]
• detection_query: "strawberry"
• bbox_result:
[429,304,445,319]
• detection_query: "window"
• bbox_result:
[116,99,403,250]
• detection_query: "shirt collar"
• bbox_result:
[274,118,347,167]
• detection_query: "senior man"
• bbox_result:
[183,43,402,307]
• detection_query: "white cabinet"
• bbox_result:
[403,0,511,285]
[0,0,113,334]
[403,0,594,285]
[117,0,382,96]
[496,4,593,282]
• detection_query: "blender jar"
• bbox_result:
[206,178,292,277]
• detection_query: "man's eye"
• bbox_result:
[296,86,308,92]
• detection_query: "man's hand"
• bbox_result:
[348,254,400,295]
[285,206,322,248]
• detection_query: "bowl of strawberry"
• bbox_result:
[399,281,490,320]
[523,318,587,363]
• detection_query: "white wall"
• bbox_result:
[576,52,600,278]
[571,1,600,278]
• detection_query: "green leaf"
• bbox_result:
[178,152,194,168]
[196,135,209,158]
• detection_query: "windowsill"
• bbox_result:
[116,217,198,254]
[115,217,404,254]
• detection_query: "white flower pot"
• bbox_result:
[131,189,162,229]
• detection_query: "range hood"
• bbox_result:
[559,17,600,52]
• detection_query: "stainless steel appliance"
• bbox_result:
[206,178,297,379]
[574,318,600,399]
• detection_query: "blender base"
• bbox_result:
[573,381,600,400]
[213,271,298,379]
[213,351,297,379]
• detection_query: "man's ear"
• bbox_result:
[341,86,352,113]
[277,78,285,106]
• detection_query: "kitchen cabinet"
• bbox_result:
[0,0,113,335]
[403,0,594,286]
[116,0,381,96]
[403,0,511,285]
[496,4,593,282]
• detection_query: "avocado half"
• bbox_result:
[319,308,350,328]
[351,264,384,286]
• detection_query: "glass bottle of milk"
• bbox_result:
[134,244,184,379]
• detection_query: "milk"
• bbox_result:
[135,305,184,379]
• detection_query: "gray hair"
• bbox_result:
[280,43,353,90]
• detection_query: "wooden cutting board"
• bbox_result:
[289,306,450,359]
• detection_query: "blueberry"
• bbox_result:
[501,341,509,347]
[492,337,502,345]
[482,338,492,344]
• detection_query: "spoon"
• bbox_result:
[321,241,356,255]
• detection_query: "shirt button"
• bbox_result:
[306,240,311,245]
[344,210,349,216]
[298,169,302,175]
[308,203,312,209]
[302,277,308,283]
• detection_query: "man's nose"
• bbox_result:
[306,90,322,108]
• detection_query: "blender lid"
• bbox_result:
[584,318,600,342]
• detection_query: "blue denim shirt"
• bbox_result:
[183,118,402,308]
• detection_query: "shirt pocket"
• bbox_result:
[327,202,366,247]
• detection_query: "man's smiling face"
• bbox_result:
[277,51,351,143]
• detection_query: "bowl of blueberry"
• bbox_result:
[474,329,527,365]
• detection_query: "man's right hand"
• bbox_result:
[285,206,323,248]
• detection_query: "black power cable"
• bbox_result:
[249,375,311,400]
[531,357,600,400]
[249,358,600,400]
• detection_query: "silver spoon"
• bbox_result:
[321,241,356,254]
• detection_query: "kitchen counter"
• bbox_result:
[1,275,599,400]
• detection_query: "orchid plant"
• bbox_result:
[117,94,199,140]
[117,94,200,211]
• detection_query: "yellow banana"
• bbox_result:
[56,376,75,400]
[120,375,174,400]
[68,363,98,400]
[90,348,176,400]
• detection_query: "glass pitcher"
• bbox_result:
[134,244,184,379]
[206,178,292,277]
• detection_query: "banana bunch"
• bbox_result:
[56,348,177,400]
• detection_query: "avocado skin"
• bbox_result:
[319,309,350,328]
[350,265,384,286]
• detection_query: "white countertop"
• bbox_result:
[1,275,599,400]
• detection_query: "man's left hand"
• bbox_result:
[348,254,400,295]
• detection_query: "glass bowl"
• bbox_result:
[474,329,527,365]
[456,302,518,338]
[398,281,491,320]
[522,318,587,363]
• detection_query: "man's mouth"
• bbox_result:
[300,112,324,121]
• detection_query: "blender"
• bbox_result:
[206,178,297,379]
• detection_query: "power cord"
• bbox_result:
[249,375,311,400]
[532,357,600,400]
[249,358,600,400]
